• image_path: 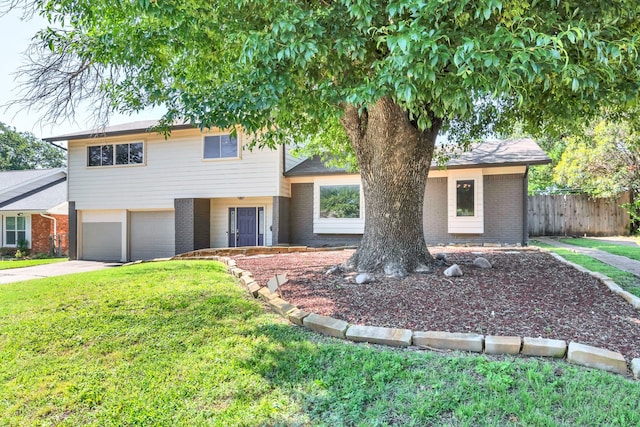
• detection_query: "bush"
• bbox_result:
[0,247,18,257]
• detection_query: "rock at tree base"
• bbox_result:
[473,257,492,269]
[444,264,463,277]
[355,273,375,284]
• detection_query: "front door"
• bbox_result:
[228,207,264,247]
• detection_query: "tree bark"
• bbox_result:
[341,97,441,278]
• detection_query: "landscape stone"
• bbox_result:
[413,331,484,352]
[287,308,310,326]
[325,265,343,275]
[485,336,521,355]
[239,275,254,286]
[521,337,566,358]
[443,264,463,277]
[631,358,640,380]
[247,282,261,298]
[303,313,349,338]
[257,287,278,301]
[346,325,412,347]
[473,257,492,269]
[434,252,448,261]
[567,342,628,375]
[355,273,375,284]
[266,297,297,316]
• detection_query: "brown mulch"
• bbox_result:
[234,248,640,362]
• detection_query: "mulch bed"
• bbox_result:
[234,248,640,362]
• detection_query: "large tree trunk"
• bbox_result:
[341,97,441,278]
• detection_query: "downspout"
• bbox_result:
[40,213,57,254]
[523,165,529,246]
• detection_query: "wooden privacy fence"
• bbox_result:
[528,193,631,236]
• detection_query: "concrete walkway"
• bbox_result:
[0,260,121,284]
[536,237,640,278]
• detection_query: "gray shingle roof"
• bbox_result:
[0,168,67,211]
[44,119,193,142]
[285,138,550,176]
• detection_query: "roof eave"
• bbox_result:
[44,123,196,142]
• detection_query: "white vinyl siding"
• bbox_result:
[447,170,484,234]
[68,129,284,210]
[209,197,272,248]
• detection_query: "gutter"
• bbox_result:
[39,212,57,237]
[523,165,529,246]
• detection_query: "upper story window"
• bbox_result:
[87,142,144,167]
[203,134,239,159]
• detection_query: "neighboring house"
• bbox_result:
[0,168,69,255]
[45,121,550,262]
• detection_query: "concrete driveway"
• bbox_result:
[0,260,121,284]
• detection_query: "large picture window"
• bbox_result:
[319,185,361,218]
[87,142,144,167]
[204,134,239,159]
[5,216,27,246]
[456,180,475,217]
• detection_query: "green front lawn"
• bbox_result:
[532,241,640,298]
[0,257,68,270]
[559,237,640,262]
[1,261,639,426]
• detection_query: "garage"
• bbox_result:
[82,222,122,261]
[129,211,175,261]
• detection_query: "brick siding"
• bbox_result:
[30,213,69,255]
[290,174,526,247]
[289,183,361,247]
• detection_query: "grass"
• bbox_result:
[1,261,640,426]
[0,257,68,270]
[559,237,640,262]
[532,240,640,297]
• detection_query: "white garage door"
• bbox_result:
[82,222,122,261]
[130,211,175,261]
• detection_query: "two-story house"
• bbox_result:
[46,121,550,262]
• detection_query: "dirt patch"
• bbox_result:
[235,248,640,362]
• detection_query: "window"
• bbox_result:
[5,216,27,246]
[204,134,239,159]
[447,171,484,234]
[87,142,144,167]
[313,179,364,234]
[456,180,475,217]
[319,185,361,218]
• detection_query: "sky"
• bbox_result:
[0,8,162,140]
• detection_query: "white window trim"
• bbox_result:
[202,131,242,161]
[313,176,364,234]
[2,214,32,248]
[86,141,146,168]
[447,169,484,234]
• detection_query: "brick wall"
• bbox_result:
[175,198,211,254]
[289,183,362,247]
[30,214,69,255]
[423,174,525,245]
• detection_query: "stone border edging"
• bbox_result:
[173,250,639,379]
[536,247,640,310]
[207,254,640,379]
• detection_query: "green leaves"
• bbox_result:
[9,0,640,146]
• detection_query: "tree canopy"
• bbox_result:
[4,0,640,274]
[0,122,66,170]
[4,0,639,144]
